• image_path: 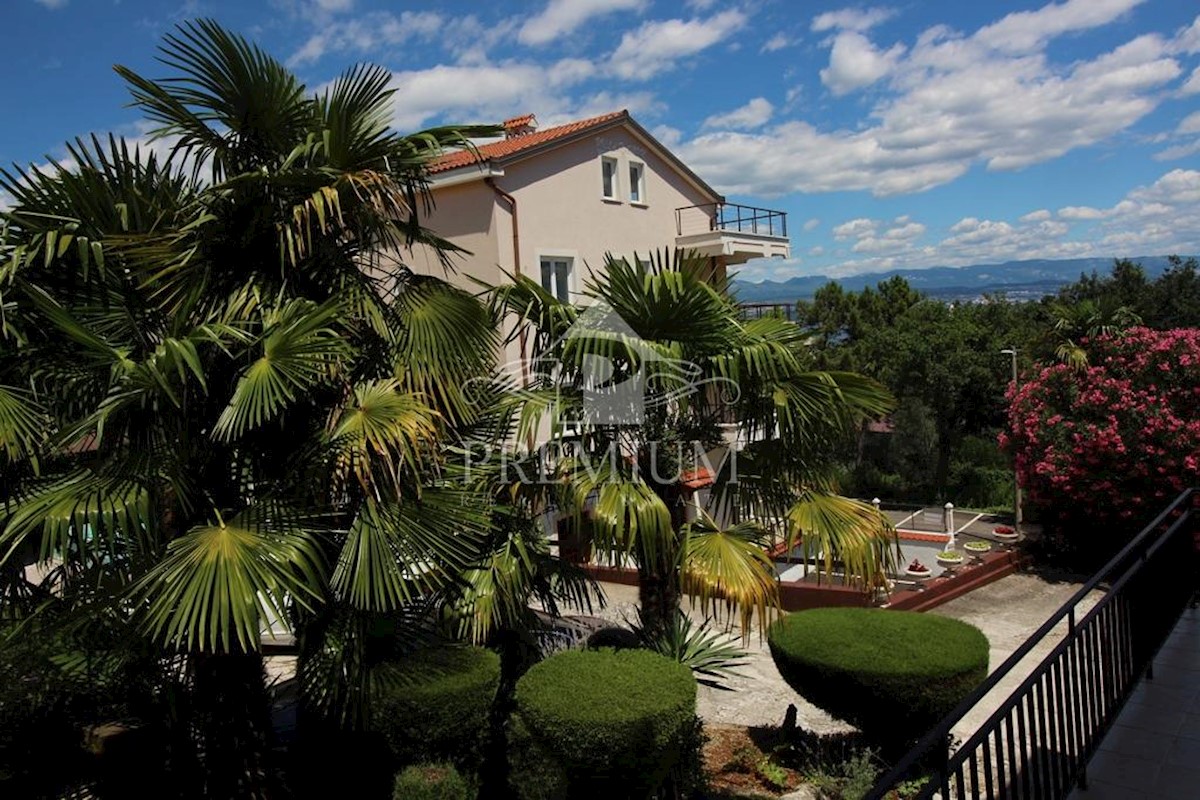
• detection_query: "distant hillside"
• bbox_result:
[732,256,1191,304]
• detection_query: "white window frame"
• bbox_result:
[538,253,576,303]
[628,160,646,205]
[601,156,619,201]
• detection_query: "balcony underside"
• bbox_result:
[675,230,790,265]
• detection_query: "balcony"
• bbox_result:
[674,202,790,265]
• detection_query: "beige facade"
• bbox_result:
[404,111,791,288]
[403,124,723,299]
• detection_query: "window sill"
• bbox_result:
[601,196,623,204]
[629,201,649,208]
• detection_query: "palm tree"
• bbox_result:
[0,20,514,797]
[490,251,898,637]
[1047,298,1142,368]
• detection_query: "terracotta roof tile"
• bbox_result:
[429,110,628,174]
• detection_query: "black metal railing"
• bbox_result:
[739,302,799,322]
[867,488,1197,799]
[675,202,788,238]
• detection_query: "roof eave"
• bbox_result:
[489,111,725,204]
[428,162,506,189]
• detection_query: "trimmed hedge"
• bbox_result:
[509,649,698,799]
[374,646,501,772]
[392,762,472,800]
[768,608,988,748]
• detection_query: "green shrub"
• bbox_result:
[392,762,471,800]
[768,609,988,750]
[509,649,697,799]
[374,645,500,773]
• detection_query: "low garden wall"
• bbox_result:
[581,547,1027,614]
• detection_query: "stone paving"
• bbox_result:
[593,570,1100,739]
[1067,603,1200,800]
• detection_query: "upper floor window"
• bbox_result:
[601,157,618,200]
[628,161,645,204]
[540,257,573,303]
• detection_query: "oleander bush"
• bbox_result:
[1002,327,1200,564]
[768,608,988,750]
[392,762,472,800]
[509,648,698,799]
[374,646,501,773]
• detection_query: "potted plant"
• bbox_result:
[904,558,931,578]
[964,541,991,554]
[936,550,964,566]
[992,525,1018,542]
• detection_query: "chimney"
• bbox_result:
[503,114,538,139]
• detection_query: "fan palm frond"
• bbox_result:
[785,490,899,592]
[330,488,489,613]
[133,503,326,653]
[681,514,779,632]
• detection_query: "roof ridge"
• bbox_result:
[429,109,627,174]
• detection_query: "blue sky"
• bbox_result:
[4,0,1199,281]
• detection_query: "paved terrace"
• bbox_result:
[1068,602,1200,800]
[592,571,1101,738]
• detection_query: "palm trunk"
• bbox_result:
[189,651,278,800]
[637,484,688,637]
[637,558,682,638]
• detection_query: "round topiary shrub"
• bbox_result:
[374,645,501,773]
[768,608,988,749]
[392,762,472,800]
[509,648,698,799]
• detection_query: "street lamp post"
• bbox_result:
[1001,348,1022,533]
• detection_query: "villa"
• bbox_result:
[403,110,790,303]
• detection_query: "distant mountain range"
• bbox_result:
[732,256,1192,304]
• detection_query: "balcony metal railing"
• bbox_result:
[739,302,799,322]
[675,202,788,238]
[866,488,1198,799]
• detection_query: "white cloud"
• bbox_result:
[289,10,444,65]
[679,1,1183,197]
[34,0,68,7]
[650,124,682,147]
[519,0,645,46]
[762,34,792,53]
[820,31,905,94]
[802,218,821,232]
[1177,111,1200,136]
[1155,139,1200,161]
[702,97,774,130]
[1174,15,1200,54]
[1058,206,1109,220]
[609,10,746,80]
[1182,67,1200,95]
[388,60,596,130]
[819,168,1200,277]
[811,7,896,33]
[832,218,876,239]
[830,216,926,254]
[974,0,1146,54]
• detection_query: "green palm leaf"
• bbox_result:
[328,378,439,494]
[133,505,326,653]
[0,471,154,570]
[0,384,48,464]
[331,489,489,612]
[785,491,899,592]
[213,297,348,440]
[681,514,779,632]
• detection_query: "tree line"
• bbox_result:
[791,256,1200,510]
